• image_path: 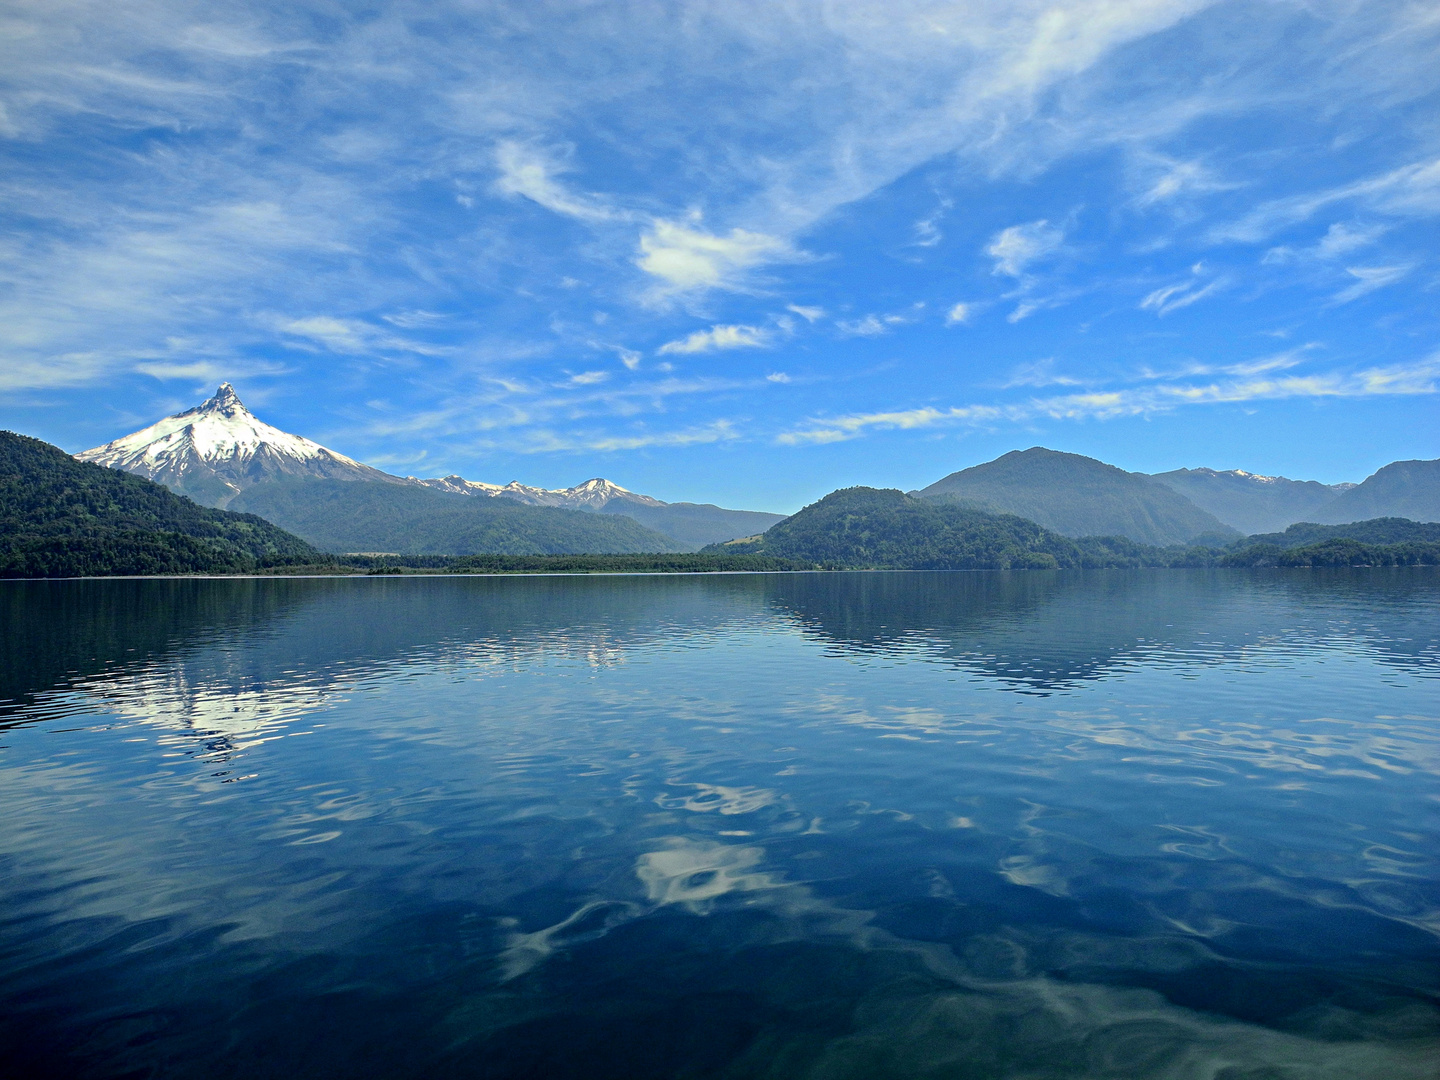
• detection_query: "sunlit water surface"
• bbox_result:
[2,569,1438,1079]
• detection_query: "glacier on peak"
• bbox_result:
[76,383,395,507]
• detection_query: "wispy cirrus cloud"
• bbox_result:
[492,142,620,224]
[2,0,1438,486]
[658,323,772,355]
[636,220,801,297]
[1212,156,1440,244]
[521,420,740,454]
[987,220,1065,277]
[279,316,451,357]
[1132,154,1240,208]
[1139,275,1227,315]
[779,353,1440,444]
[1332,265,1412,303]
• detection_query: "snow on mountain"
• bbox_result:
[76,383,394,507]
[408,473,785,547]
[1149,466,1355,535]
[76,382,782,545]
[411,474,665,510]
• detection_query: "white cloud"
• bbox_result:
[636,219,798,295]
[1214,156,1440,243]
[566,370,610,386]
[493,142,616,223]
[837,314,890,337]
[912,199,951,247]
[1134,156,1238,207]
[1001,359,1080,388]
[1315,222,1388,259]
[590,341,643,369]
[766,372,791,383]
[786,304,824,322]
[134,359,286,383]
[1264,222,1389,264]
[382,310,448,328]
[279,316,449,356]
[944,302,973,326]
[524,420,739,453]
[1140,277,1226,315]
[657,323,772,355]
[779,353,1440,444]
[987,220,1064,277]
[1333,265,1411,303]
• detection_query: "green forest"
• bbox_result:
[0,432,323,577]
[703,487,1440,570]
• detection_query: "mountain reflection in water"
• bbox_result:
[0,569,1437,1079]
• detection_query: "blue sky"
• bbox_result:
[2,0,1437,512]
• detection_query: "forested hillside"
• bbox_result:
[705,488,1440,570]
[1246,518,1440,548]
[706,487,1200,569]
[1,432,323,577]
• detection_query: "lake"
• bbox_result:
[1,569,1437,1079]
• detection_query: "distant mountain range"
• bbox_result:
[914,448,1236,546]
[229,479,687,556]
[706,487,1440,570]
[76,385,782,551]
[911,447,1438,542]
[410,474,784,548]
[1306,459,1440,525]
[60,384,1440,557]
[1148,467,1353,535]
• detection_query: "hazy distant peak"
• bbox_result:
[1149,464,1359,534]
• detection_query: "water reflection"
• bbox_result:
[6,570,1437,720]
[0,570,1437,1078]
[767,568,1440,691]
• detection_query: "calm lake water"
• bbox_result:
[2,569,1438,1079]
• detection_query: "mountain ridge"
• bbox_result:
[915,447,1236,546]
[79,385,780,546]
[1149,466,1353,535]
[1309,459,1440,524]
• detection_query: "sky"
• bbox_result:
[2,0,1438,512]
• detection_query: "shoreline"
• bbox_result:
[4,564,1438,582]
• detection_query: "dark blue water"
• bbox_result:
[2,569,1438,1079]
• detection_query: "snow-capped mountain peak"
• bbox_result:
[77,383,392,506]
[407,473,665,510]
